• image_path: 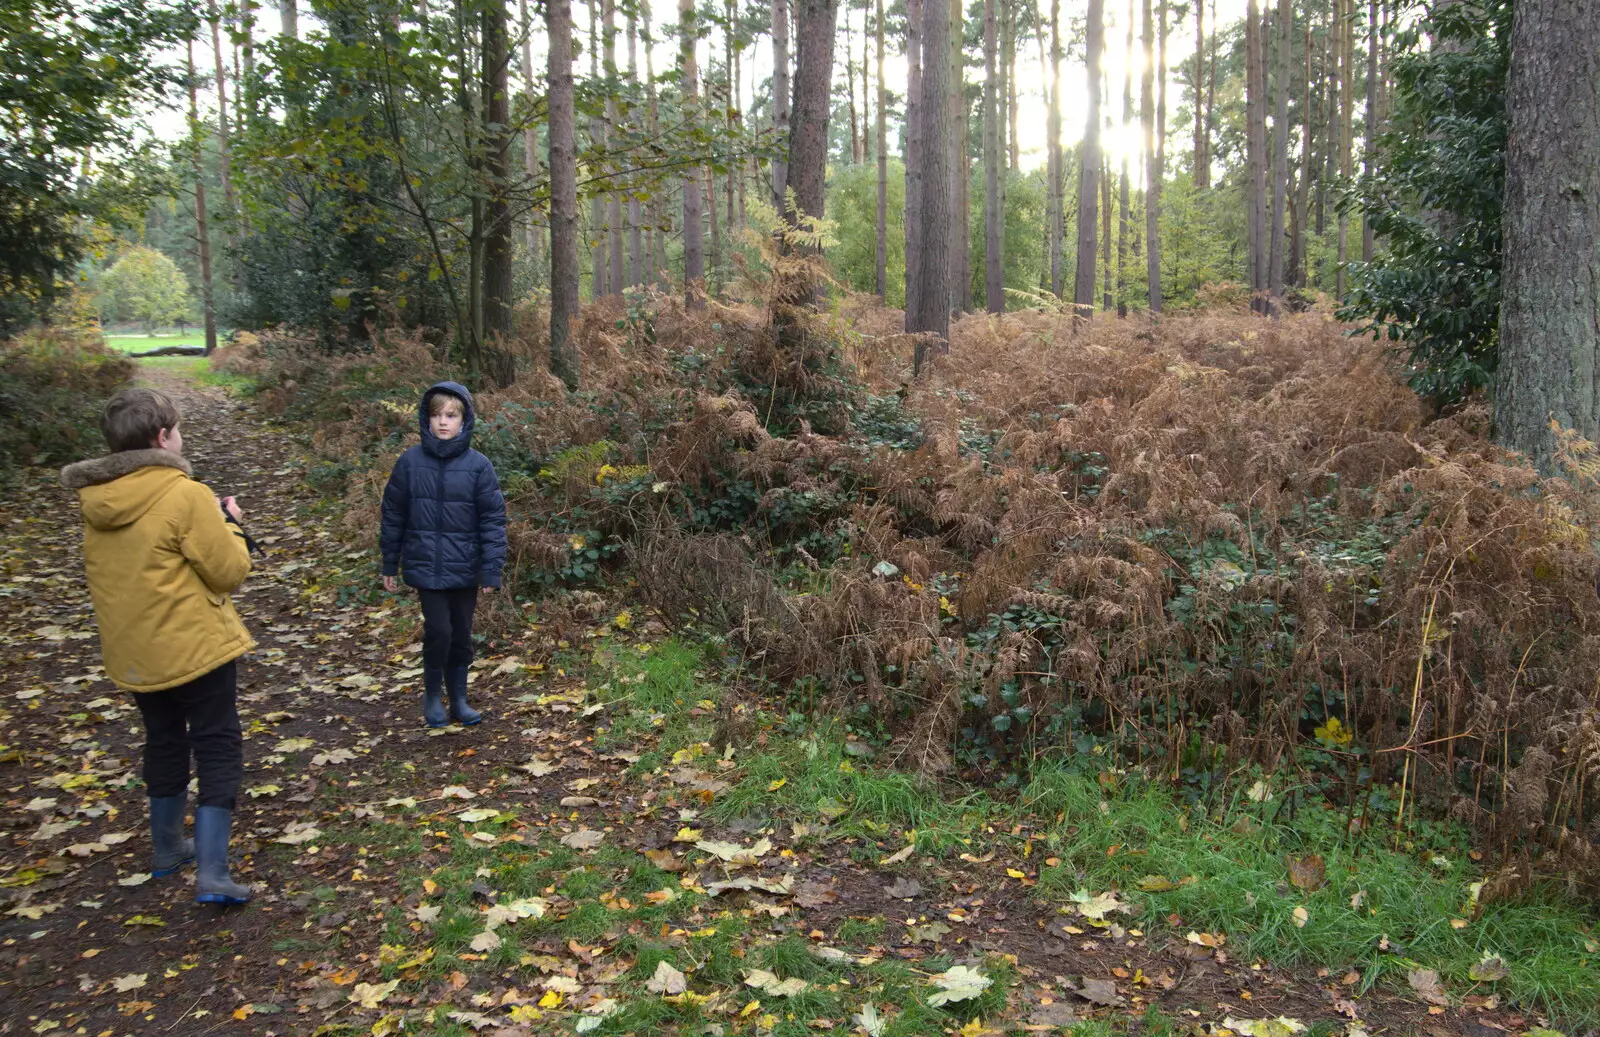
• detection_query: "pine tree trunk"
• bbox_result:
[186,40,217,356]
[949,0,969,316]
[587,0,606,299]
[627,7,642,286]
[680,0,704,307]
[206,0,235,225]
[604,0,624,297]
[1073,0,1104,316]
[1493,0,1600,470]
[1101,146,1112,312]
[1004,0,1018,170]
[789,0,838,222]
[1362,0,1378,262]
[1293,20,1312,284]
[1048,0,1063,296]
[279,0,296,39]
[910,0,952,364]
[846,12,860,164]
[520,0,543,262]
[771,0,791,206]
[1268,0,1290,306]
[644,2,665,283]
[983,0,1002,312]
[483,0,515,358]
[875,0,888,300]
[1143,0,1162,313]
[1336,0,1352,298]
[1192,0,1206,187]
[1246,0,1266,311]
[547,0,581,388]
[1116,0,1133,317]
[1204,0,1216,183]
[905,0,924,326]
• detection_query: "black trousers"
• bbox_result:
[419,588,478,670]
[133,660,243,811]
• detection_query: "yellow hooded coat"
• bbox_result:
[60,449,255,692]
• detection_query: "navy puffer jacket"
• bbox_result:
[379,382,508,590]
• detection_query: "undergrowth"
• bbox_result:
[0,327,133,474]
[212,288,1600,894]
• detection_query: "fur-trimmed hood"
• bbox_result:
[60,450,194,532]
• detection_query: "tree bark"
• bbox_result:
[680,0,704,307]
[983,0,1002,312]
[1336,0,1352,298]
[604,0,624,295]
[846,10,860,163]
[1073,0,1104,316]
[644,2,666,282]
[483,0,515,360]
[627,6,642,286]
[1268,0,1290,306]
[1493,0,1600,470]
[910,0,952,363]
[1246,0,1267,311]
[788,0,838,223]
[1004,0,1018,170]
[1048,0,1063,296]
[1117,0,1134,318]
[206,0,234,222]
[185,40,217,355]
[1101,145,1112,312]
[905,0,924,325]
[279,0,296,40]
[1362,0,1378,262]
[949,0,970,316]
[587,0,607,299]
[771,0,791,206]
[520,0,543,262]
[875,0,888,299]
[1293,19,1312,284]
[1142,0,1162,313]
[1192,0,1206,187]
[548,0,581,388]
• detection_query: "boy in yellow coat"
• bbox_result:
[61,388,256,905]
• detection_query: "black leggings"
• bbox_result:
[419,588,478,669]
[133,661,243,811]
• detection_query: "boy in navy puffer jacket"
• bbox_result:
[380,382,508,727]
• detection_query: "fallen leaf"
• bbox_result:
[1222,1016,1307,1037]
[560,830,604,850]
[112,973,147,992]
[275,825,322,845]
[116,873,151,887]
[1073,977,1122,1006]
[1407,968,1450,1007]
[312,748,357,766]
[853,1003,887,1036]
[246,784,282,798]
[348,980,400,1009]
[695,837,770,865]
[456,808,501,823]
[745,968,809,998]
[884,876,922,899]
[1028,1001,1080,1027]
[275,737,314,753]
[469,929,502,953]
[1069,888,1127,921]
[1286,855,1327,892]
[905,921,951,944]
[645,960,687,995]
[441,785,477,800]
[1468,953,1508,983]
[927,965,990,1006]
[1292,905,1309,928]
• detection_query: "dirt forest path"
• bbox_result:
[0,366,1540,1037]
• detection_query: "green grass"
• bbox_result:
[104,332,213,353]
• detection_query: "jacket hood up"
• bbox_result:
[60,449,194,532]
[420,381,476,460]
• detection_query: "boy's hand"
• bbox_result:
[217,496,244,523]
[383,575,398,593]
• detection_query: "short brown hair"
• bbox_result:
[101,388,181,452]
[428,391,465,417]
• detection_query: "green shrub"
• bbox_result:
[0,328,133,472]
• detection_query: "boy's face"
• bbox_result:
[430,402,464,441]
[154,423,184,455]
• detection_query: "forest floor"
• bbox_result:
[0,364,1582,1037]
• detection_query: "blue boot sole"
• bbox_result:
[152,856,194,878]
[196,891,250,906]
